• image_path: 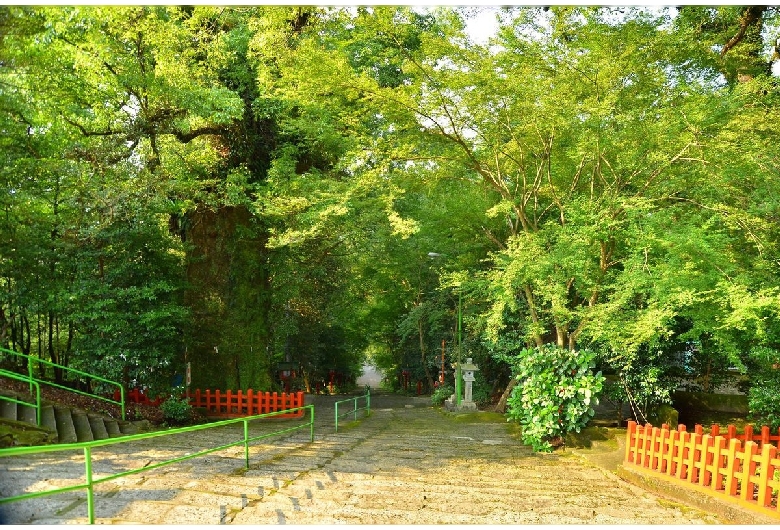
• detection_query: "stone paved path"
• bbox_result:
[0,394,724,524]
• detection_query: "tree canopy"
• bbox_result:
[1,6,779,430]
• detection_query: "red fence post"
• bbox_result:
[699,434,713,487]
[667,429,680,477]
[687,429,702,484]
[727,424,737,441]
[740,441,759,502]
[757,443,775,508]
[676,429,689,480]
[625,421,636,464]
[658,426,669,473]
[725,437,741,496]
[744,424,754,444]
[710,435,727,492]
[649,426,660,470]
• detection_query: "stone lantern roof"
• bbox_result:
[457,358,479,372]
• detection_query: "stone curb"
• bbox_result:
[616,464,779,524]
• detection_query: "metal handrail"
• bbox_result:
[0,369,41,426]
[334,388,370,433]
[0,347,125,420]
[0,404,315,524]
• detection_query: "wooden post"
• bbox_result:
[625,421,636,464]
[676,430,689,480]
[740,441,758,501]
[711,436,726,492]
[658,426,669,473]
[724,438,739,496]
[649,426,660,470]
[757,443,775,507]
[687,430,702,483]
[666,429,680,477]
[699,434,713,487]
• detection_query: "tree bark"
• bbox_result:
[494,377,518,413]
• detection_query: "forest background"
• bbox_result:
[1,6,780,435]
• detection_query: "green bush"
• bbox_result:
[160,396,193,425]
[506,344,604,452]
[746,347,780,430]
[471,371,492,407]
[431,384,455,406]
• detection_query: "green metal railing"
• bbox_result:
[0,404,314,524]
[334,388,370,433]
[0,347,125,420]
[0,369,41,426]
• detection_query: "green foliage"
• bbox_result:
[160,396,194,426]
[431,384,454,406]
[598,346,677,424]
[745,347,780,430]
[2,6,780,427]
[506,345,604,452]
[471,371,492,407]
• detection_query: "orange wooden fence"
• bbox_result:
[624,421,780,519]
[188,389,305,419]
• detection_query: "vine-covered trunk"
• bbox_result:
[184,205,273,391]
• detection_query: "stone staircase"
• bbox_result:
[0,389,143,446]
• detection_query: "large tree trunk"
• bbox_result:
[494,377,518,413]
[184,205,273,390]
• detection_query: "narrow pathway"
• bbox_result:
[1,397,723,524]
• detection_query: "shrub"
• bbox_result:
[746,346,780,429]
[506,344,604,452]
[160,396,193,425]
[431,384,455,406]
[471,371,492,407]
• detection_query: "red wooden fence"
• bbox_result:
[115,388,305,418]
[188,389,305,418]
[114,388,163,407]
[624,421,780,519]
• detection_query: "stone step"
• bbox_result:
[40,404,57,432]
[17,401,37,425]
[0,397,17,422]
[88,414,109,440]
[72,410,94,442]
[118,420,139,436]
[104,417,123,438]
[53,405,77,444]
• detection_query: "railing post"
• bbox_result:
[120,386,126,421]
[34,383,41,426]
[335,402,339,433]
[244,419,250,470]
[310,405,315,442]
[84,446,95,524]
[27,356,34,394]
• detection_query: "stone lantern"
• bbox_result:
[460,358,479,411]
[445,357,479,412]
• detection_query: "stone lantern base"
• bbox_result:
[444,395,478,412]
